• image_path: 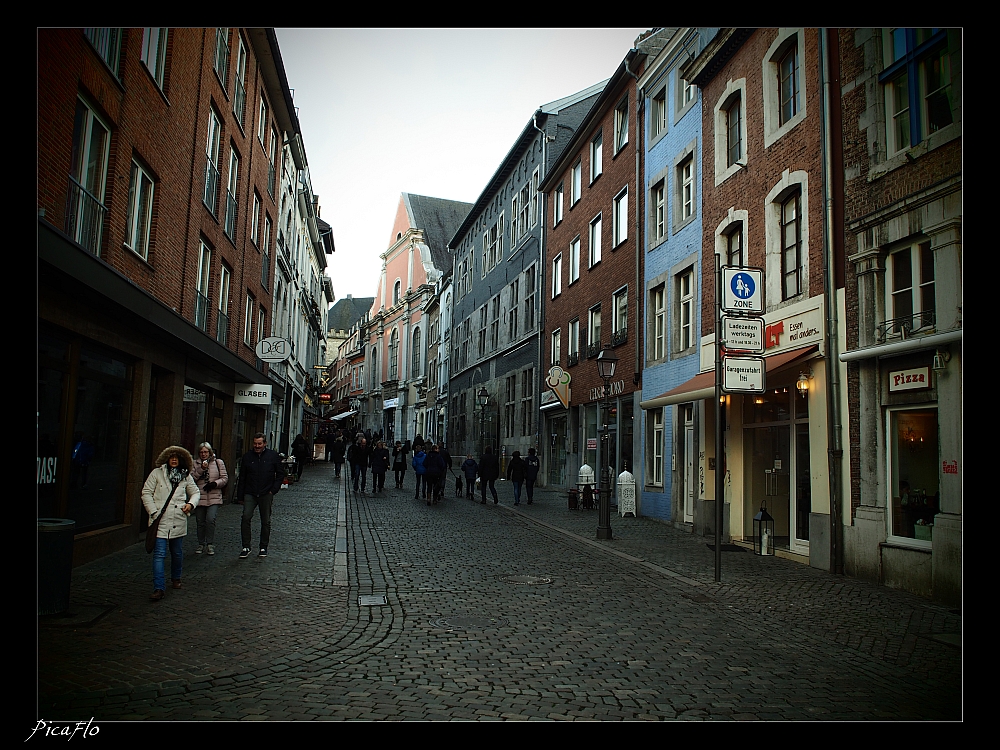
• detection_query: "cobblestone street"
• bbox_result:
[37,462,962,721]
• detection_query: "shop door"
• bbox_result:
[683,405,695,523]
[744,425,791,545]
[547,415,566,486]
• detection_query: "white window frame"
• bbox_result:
[233,36,247,129]
[613,188,628,247]
[588,305,602,353]
[673,139,697,232]
[764,171,810,310]
[124,160,154,260]
[648,408,664,487]
[568,318,580,358]
[650,181,665,245]
[677,268,694,352]
[554,183,564,226]
[675,69,697,123]
[714,79,748,186]
[258,95,268,147]
[69,97,111,252]
[650,284,666,361]
[650,87,667,143]
[551,328,561,365]
[763,29,807,149]
[244,294,255,346]
[569,236,580,284]
[196,242,211,331]
[251,191,261,246]
[140,27,167,89]
[589,213,602,267]
[571,161,582,205]
[225,147,239,238]
[213,28,230,88]
[590,131,603,182]
[614,96,629,152]
[552,254,562,298]
[886,239,936,337]
[257,305,266,347]
[613,285,628,334]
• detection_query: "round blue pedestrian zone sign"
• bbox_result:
[730,273,755,299]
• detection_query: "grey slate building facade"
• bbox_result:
[446,83,605,469]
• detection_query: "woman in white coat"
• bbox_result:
[190,442,228,556]
[141,445,199,601]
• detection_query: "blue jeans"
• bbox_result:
[152,537,183,591]
[351,462,367,492]
[512,480,523,505]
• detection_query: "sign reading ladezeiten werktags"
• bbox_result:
[888,367,930,392]
[234,384,272,404]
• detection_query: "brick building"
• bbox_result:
[38,28,319,564]
[838,28,962,604]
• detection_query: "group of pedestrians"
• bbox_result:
[140,432,285,603]
[459,446,540,506]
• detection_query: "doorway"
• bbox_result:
[682,403,695,523]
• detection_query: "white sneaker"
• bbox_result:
[206,545,215,556]
[195,545,204,554]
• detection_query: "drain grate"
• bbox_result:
[358,594,388,606]
[498,574,552,585]
[431,615,509,629]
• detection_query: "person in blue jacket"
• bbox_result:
[461,454,479,500]
[411,445,427,501]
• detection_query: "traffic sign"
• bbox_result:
[722,267,764,314]
[723,356,765,393]
[722,316,765,353]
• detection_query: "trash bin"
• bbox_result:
[38,518,75,615]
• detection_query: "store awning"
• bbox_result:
[331,410,357,420]
[640,345,820,409]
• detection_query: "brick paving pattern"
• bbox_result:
[37,462,961,721]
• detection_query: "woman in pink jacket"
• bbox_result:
[190,442,228,556]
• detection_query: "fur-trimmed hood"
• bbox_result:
[154,445,195,471]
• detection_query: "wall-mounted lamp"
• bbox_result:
[933,349,951,372]
[796,371,813,398]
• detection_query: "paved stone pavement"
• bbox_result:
[36,462,961,722]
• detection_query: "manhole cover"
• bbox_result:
[431,615,509,629]
[498,575,552,585]
[359,594,387,606]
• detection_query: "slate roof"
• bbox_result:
[327,296,374,332]
[403,193,473,273]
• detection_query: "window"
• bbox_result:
[233,37,247,129]
[140,28,167,88]
[780,191,802,300]
[647,409,664,487]
[888,407,939,544]
[590,131,603,182]
[571,161,582,204]
[588,305,602,357]
[677,268,694,351]
[213,28,230,87]
[650,284,666,360]
[68,97,111,255]
[524,265,536,331]
[520,368,534,437]
[763,29,807,148]
[393,280,401,305]
[552,254,562,298]
[478,305,488,357]
[482,213,504,276]
[490,295,500,351]
[778,43,799,125]
[614,97,629,152]
[887,240,935,336]
[726,223,744,267]
[268,127,278,198]
[551,329,561,365]
[676,71,696,117]
[258,95,268,147]
[569,237,580,283]
[224,148,239,239]
[251,191,261,245]
[84,28,122,76]
[568,318,580,365]
[244,294,255,346]
[508,278,519,341]
[650,181,665,245]
[370,347,379,390]
[613,287,628,346]
[651,88,667,140]
[531,167,540,228]
[678,157,694,222]
[217,264,231,345]
[727,96,743,166]
[257,306,266,350]
[613,188,628,246]
[195,242,211,331]
[204,108,222,213]
[388,329,399,380]
[124,160,154,260]
[882,29,954,155]
[554,183,564,226]
[512,181,531,245]
[505,375,516,439]
[590,213,603,267]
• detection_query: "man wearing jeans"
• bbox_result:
[235,433,284,558]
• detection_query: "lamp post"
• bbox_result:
[477,386,489,456]
[596,348,618,540]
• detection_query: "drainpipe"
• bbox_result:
[624,54,642,391]
[533,112,548,461]
[819,29,845,575]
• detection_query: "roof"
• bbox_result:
[403,194,473,272]
[327,296,374,333]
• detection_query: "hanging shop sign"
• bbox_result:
[722,316,764,353]
[254,337,292,363]
[721,267,764,314]
[545,366,572,409]
[383,397,399,410]
[235,383,273,404]
[722,356,765,393]
[888,366,931,392]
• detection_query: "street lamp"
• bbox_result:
[477,386,489,456]
[596,348,618,540]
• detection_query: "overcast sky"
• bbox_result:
[274,28,648,304]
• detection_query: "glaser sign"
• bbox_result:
[235,384,272,404]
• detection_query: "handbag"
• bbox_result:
[145,476,182,553]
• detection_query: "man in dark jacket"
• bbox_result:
[478,445,500,505]
[524,447,541,505]
[347,436,370,494]
[370,440,391,492]
[423,444,447,505]
[235,433,284,559]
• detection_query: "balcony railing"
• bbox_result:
[876,310,936,343]
[204,160,219,214]
[567,352,580,367]
[65,176,107,256]
[587,342,601,359]
[195,292,209,331]
[611,329,627,347]
[216,311,229,346]
[224,191,238,239]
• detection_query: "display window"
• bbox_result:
[887,406,939,545]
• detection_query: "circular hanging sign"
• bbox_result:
[255,336,292,363]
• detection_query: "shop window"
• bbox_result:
[888,408,939,544]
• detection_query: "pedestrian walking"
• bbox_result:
[524,447,540,505]
[461,454,478,500]
[411,444,428,500]
[370,440,391,492]
[478,445,500,505]
[291,433,308,480]
[423,444,446,504]
[392,440,408,488]
[141,445,199,601]
[190,442,228,555]
[506,450,526,506]
[331,433,346,478]
[348,436,370,494]
[234,433,284,559]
